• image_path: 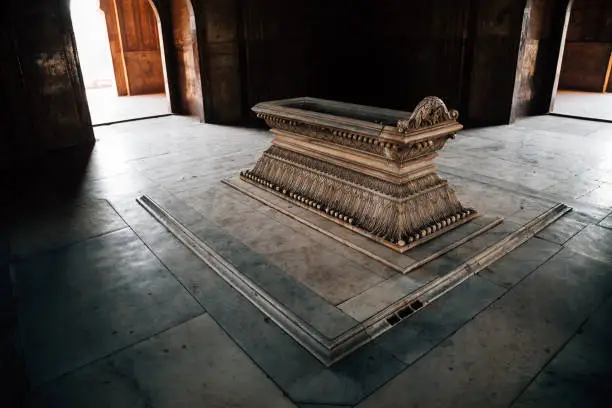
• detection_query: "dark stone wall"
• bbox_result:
[234,0,566,125]
[239,0,342,108]
[559,43,611,91]
[464,0,528,125]
[511,0,571,120]
[189,0,243,124]
[356,0,471,113]
[566,0,612,42]
[0,0,94,170]
[236,0,472,120]
[559,0,612,92]
[171,0,204,120]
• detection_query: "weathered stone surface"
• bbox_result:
[565,224,612,263]
[357,249,612,408]
[375,276,505,365]
[512,293,612,408]
[338,275,422,321]
[29,314,296,408]
[10,199,126,259]
[481,237,561,289]
[537,212,590,244]
[13,228,202,385]
[7,109,612,408]
[600,212,612,229]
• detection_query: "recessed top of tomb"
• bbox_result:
[253,96,462,145]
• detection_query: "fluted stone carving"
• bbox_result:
[240,96,477,252]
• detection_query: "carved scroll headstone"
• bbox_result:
[240,96,478,252]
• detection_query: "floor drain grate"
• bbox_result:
[386,299,425,326]
[386,314,401,326]
[397,304,414,319]
[411,300,424,310]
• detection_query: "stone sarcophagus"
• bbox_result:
[240,96,478,252]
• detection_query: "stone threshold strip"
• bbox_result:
[223,176,502,274]
[137,195,570,366]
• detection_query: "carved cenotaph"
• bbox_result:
[240,96,477,252]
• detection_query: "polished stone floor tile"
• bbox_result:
[117,199,408,406]
[29,314,296,408]
[113,209,328,389]
[512,115,607,136]
[599,211,612,229]
[510,343,612,408]
[406,221,520,285]
[183,188,388,306]
[438,150,564,191]
[357,249,612,408]
[374,276,504,365]
[296,228,398,279]
[269,245,385,305]
[443,167,611,222]
[480,237,561,289]
[82,150,136,182]
[13,228,203,386]
[511,293,612,408]
[542,176,601,200]
[285,344,406,406]
[536,211,590,244]
[442,172,555,225]
[169,257,327,392]
[406,253,463,283]
[225,179,409,277]
[564,224,612,263]
[10,199,126,259]
[405,219,494,261]
[217,206,317,256]
[338,275,422,321]
[552,91,612,122]
[585,167,612,184]
[79,172,158,200]
[10,114,612,407]
[180,184,259,224]
[576,183,612,209]
[576,291,612,345]
[451,220,520,258]
[189,219,359,339]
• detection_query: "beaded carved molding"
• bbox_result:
[241,96,477,253]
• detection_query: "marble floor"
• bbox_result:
[552,90,612,122]
[3,114,612,407]
[86,87,170,126]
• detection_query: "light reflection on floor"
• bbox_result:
[86,87,170,126]
[553,91,612,122]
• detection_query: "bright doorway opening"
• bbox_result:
[70,0,171,125]
[552,0,612,121]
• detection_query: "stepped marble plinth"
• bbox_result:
[241,96,478,252]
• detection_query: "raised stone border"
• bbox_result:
[223,175,499,273]
[137,195,571,366]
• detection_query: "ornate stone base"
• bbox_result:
[240,147,478,252]
[138,192,571,365]
[243,96,478,252]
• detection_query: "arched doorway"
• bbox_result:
[70,0,171,125]
[551,0,612,121]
